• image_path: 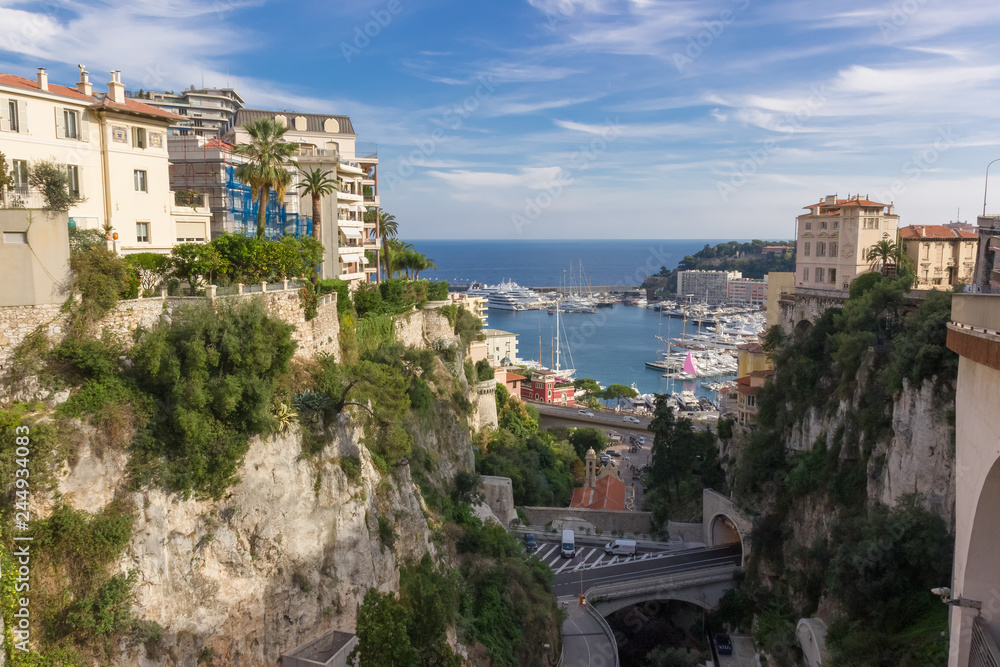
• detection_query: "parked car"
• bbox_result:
[607,450,621,458]
[523,533,537,553]
[578,410,595,417]
[715,633,733,655]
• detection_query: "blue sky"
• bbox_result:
[2,0,1000,239]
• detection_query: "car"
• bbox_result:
[606,450,621,458]
[523,533,537,553]
[715,633,733,655]
[639,436,645,444]
[578,409,594,417]
[624,416,641,424]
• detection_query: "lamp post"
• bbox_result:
[984,158,1000,217]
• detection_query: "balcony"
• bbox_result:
[297,146,340,160]
[0,188,46,209]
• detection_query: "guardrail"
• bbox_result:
[585,564,738,602]
[971,616,1000,667]
[581,594,619,667]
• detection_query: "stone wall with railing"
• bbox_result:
[0,282,338,378]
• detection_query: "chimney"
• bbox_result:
[36,67,48,91]
[107,70,125,104]
[77,65,92,96]
[825,194,836,205]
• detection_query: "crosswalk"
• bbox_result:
[529,542,664,572]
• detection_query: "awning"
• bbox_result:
[361,256,370,264]
[337,203,351,209]
[340,227,363,238]
[341,253,362,264]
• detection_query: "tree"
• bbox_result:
[296,167,338,259]
[568,427,606,459]
[865,240,900,275]
[602,383,638,411]
[648,394,699,501]
[574,378,601,395]
[349,589,418,667]
[378,210,398,279]
[170,243,222,295]
[0,151,14,206]
[125,253,170,296]
[233,118,298,239]
[29,159,84,211]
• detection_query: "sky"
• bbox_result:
[2,0,1000,239]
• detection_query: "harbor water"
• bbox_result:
[486,304,738,400]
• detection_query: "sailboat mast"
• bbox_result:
[555,305,561,371]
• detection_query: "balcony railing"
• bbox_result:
[0,188,47,210]
[970,617,1000,667]
[173,190,207,209]
[297,146,340,159]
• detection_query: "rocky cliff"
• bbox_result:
[48,410,469,666]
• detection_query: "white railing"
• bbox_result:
[970,617,1000,667]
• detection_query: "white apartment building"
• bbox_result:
[220,109,380,289]
[137,87,245,138]
[0,66,209,254]
[484,329,519,365]
[677,270,742,304]
[796,194,899,291]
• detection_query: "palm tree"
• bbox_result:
[297,167,338,242]
[411,253,437,280]
[378,210,398,279]
[383,238,411,278]
[233,118,298,239]
[865,240,899,275]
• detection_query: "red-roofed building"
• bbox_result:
[521,370,575,406]
[899,225,978,289]
[796,194,899,291]
[570,448,628,510]
[0,66,209,254]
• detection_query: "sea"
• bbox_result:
[408,239,752,400]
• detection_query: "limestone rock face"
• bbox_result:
[50,412,468,666]
[872,379,956,530]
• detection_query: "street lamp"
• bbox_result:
[984,158,1000,217]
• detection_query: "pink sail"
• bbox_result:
[683,352,698,376]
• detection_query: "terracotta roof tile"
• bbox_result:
[899,225,978,240]
[0,72,182,121]
[570,475,626,511]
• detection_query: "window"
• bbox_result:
[829,268,837,283]
[829,242,838,257]
[66,165,80,196]
[804,242,811,256]
[11,160,28,190]
[134,170,147,192]
[820,220,828,230]
[803,267,810,282]
[815,267,825,283]
[8,100,18,133]
[132,127,147,149]
[805,222,812,230]
[64,110,79,139]
[833,221,839,230]
[816,242,826,257]
[135,222,150,243]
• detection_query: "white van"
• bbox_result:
[604,539,637,556]
[560,529,576,558]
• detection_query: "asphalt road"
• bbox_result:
[552,544,742,596]
[533,403,652,430]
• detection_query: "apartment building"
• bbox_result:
[136,87,244,137]
[728,277,767,307]
[796,194,899,291]
[219,109,380,288]
[973,215,1000,293]
[166,135,311,240]
[899,225,977,290]
[484,329,519,365]
[0,66,209,253]
[677,270,742,304]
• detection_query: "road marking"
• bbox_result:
[641,553,649,561]
[555,556,575,574]
[574,549,596,571]
[539,545,558,562]
[590,553,606,569]
[547,551,565,567]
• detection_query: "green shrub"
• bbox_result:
[339,456,362,484]
[475,359,494,382]
[426,281,449,301]
[67,246,134,335]
[125,252,170,296]
[376,515,396,552]
[129,300,296,498]
[29,159,84,211]
[64,571,138,640]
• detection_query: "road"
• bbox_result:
[527,536,677,575]
[532,403,652,430]
[553,544,742,597]
[560,596,618,667]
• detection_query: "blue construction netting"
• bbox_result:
[225,166,312,240]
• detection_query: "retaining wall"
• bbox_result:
[0,286,338,377]
[520,506,653,535]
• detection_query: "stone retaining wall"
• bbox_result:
[520,506,653,536]
[0,287,338,377]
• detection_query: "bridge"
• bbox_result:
[554,489,750,666]
[946,294,1000,667]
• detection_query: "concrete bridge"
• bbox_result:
[946,294,1000,667]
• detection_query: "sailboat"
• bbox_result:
[551,303,576,378]
[663,351,698,381]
